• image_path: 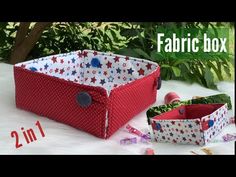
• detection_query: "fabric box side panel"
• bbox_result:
[150,119,204,145]
[106,69,160,138]
[14,67,108,138]
[202,104,228,144]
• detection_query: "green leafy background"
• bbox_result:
[0,22,234,89]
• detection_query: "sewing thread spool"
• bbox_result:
[164,92,180,104]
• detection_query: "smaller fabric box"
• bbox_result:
[149,103,228,146]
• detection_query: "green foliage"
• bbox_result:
[29,22,129,60]
[0,22,129,61]
[0,22,234,89]
[116,22,234,89]
[0,22,17,61]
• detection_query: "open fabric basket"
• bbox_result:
[14,50,161,138]
[149,103,229,146]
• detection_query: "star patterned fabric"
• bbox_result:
[150,104,228,146]
[18,50,158,93]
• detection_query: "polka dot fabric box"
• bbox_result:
[14,50,161,138]
[149,103,228,146]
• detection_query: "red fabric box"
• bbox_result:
[14,50,160,138]
[149,103,228,145]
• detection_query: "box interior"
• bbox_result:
[153,104,224,120]
[15,50,158,93]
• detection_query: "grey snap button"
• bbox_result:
[179,108,184,114]
[76,92,92,107]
